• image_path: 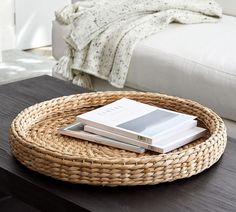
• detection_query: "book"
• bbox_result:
[84,119,198,149]
[77,98,196,144]
[58,122,145,153]
[59,121,206,154]
[84,121,206,153]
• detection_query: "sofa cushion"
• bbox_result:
[126,15,236,120]
[216,0,236,16]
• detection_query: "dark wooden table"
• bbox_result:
[0,75,236,212]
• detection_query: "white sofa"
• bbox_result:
[52,0,236,122]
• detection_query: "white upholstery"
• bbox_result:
[52,21,70,59]
[216,0,236,16]
[126,15,236,120]
[52,15,236,121]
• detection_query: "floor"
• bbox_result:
[25,46,54,60]
[0,48,55,85]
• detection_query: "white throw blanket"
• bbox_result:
[53,0,222,89]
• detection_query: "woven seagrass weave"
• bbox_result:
[9,91,227,186]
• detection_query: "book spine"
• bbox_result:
[84,125,150,149]
[77,117,153,144]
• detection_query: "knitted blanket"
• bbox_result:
[53,0,222,89]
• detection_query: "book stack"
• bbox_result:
[59,98,206,154]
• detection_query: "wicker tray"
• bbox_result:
[9,91,227,186]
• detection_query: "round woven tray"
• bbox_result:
[10,91,227,186]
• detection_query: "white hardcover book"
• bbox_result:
[84,120,198,149]
[77,98,196,144]
[58,122,145,154]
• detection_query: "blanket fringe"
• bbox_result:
[52,50,74,81]
[72,72,93,90]
[52,48,93,90]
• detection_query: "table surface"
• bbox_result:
[0,75,236,212]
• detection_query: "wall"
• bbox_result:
[15,0,70,49]
[0,0,16,50]
[0,0,70,50]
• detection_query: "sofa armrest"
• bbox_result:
[52,21,71,60]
